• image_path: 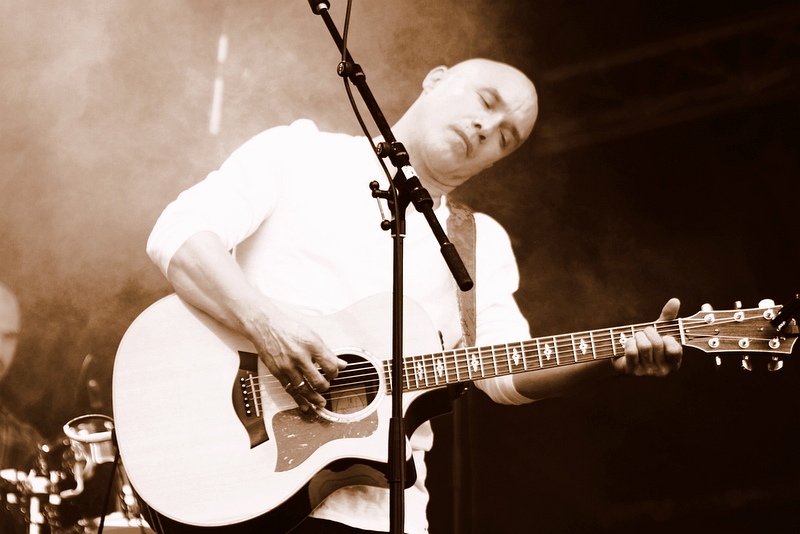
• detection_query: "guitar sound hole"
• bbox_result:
[322,353,380,417]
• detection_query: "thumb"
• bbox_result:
[658,298,681,322]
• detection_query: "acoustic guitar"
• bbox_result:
[112,293,798,533]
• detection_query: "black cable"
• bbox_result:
[96,432,121,534]
[339,1,399,211]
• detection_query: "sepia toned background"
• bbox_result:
[1,1,799,532]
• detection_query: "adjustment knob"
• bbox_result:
[767,356,784,372]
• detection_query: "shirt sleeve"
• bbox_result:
[469,212,535,405]
[146,120,318,276]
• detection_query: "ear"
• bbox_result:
[422,66,449,93]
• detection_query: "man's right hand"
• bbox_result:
[245,303,347,412]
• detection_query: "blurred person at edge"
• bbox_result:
[0,281,44,469]
[1,281,46,533]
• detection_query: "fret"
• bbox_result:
[463,348,473,380]
[411,354,428,390]
[402,356,412,391]
[596,329,614,360]
[432,353,447,385]
[609,327,620,357]
[552,337,561,366]
[490,345,499,376]
[589,330,597,360]
[536,337,559,369]
[423,354,432,387]
[535,339,543,368]
[426,354,436,386]
[609,326,636,358]
[569,334,579,363]
[572,332,592,363]
[468,347,484,378]
[554,336,562,365]
[677,317,687,345]
[506,341,527,374]
[410,355,420,390]
[461,348,474,381]
[452,349,463,382]
[492,344,508,378]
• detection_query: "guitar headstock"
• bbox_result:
[682,296,799,371]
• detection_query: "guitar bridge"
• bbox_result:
[234,351,269,448]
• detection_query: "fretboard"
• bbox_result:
[384,319,681,393]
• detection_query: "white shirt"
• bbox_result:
[147,120,533,533]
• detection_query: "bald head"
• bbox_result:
[393,58,539,197]
[0,282,21,381]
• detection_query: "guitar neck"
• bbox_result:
[388,319,682,394]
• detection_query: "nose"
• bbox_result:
[473,115,499,143]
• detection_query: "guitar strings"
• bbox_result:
[245,315,782,409]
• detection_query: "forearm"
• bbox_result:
[161,231,342,409]
[164,231,275,340]
[512,358,622,401]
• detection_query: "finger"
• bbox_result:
[284,359,327,408]
[282,376,322,412]
[292,379,326,410]
[623,337,639,375]
[643,325,667,372]
[658,298,681,322]
[663,335,682,371]
[311,345,345,383]
[632,331,655,373]
[262,351,319,410]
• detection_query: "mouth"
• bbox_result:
[452,127,473,157]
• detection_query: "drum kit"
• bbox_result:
[1,414,153,534]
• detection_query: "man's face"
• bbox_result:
[0,290,20,382]
[409,60,538,195]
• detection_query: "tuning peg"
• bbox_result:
[735,301,743,309]
[767,356,784,372]
[741,355,753,371]
[701,303,714,312]
[714,355,722,367]
[759,299,776,309]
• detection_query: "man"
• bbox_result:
[146,59,681,533]
[0,282,44,470]
[1,282,46,533]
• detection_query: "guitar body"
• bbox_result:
[112,293,450,533]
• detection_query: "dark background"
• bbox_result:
[1,1,799,532]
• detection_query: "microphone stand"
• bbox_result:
[308,2,473,532]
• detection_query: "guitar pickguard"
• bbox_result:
[272,408,378,472]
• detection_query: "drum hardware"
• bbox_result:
[2,444,70,534]
[2,414,153,533]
